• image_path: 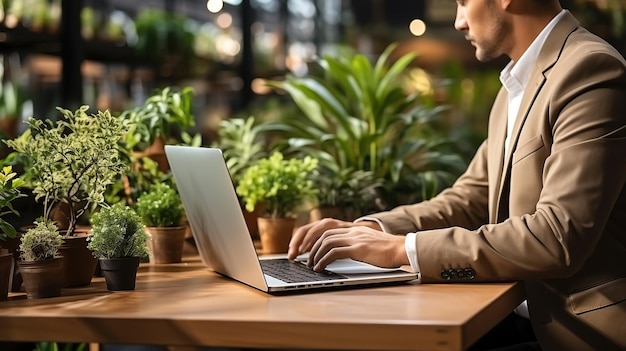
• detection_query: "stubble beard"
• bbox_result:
[474,7,510,62]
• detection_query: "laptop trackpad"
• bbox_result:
[295,253,404,274]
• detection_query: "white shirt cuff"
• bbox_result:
[405,233,421,282]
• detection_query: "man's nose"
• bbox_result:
[454,7,467,32]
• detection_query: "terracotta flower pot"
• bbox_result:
[146,226,187,264]
[99,257,141,291]
[257,217,296,254]
[18,257,64,299]
[59,234,98,287]
[146,226,187,263]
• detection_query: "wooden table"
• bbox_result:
[0,256,524,351]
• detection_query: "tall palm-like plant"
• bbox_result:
[268,44,466,210]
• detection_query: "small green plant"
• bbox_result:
[120,86,197,152]
[87,203,149,259]
[19,220,62,262]
[135,183,184,227]
[0,165,26,241]
[236,152,318,218]
[6,105,128,236]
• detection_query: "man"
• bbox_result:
[288,1,626,350]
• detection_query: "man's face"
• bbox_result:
[454,0,511,61]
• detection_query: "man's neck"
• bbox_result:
[507,8,562,61]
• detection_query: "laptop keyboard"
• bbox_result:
[260,259,348,283]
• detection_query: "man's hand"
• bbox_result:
[306,225,409,271]
[288,218,369,260]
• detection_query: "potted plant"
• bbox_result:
[236,152,318,254]
[135,182,187,263]
[0,165,25,300]
[120,86,198,172]
[17,220,63,299]
[6,105,128,287]
[267,43,467,211]
[87,203,150,291]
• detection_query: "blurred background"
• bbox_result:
[0,0,624,147]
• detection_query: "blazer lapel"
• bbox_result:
[493,11,580,222]
[488,90,508,223]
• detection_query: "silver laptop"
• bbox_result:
[165,145,418,293]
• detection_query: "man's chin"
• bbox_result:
[474,49,487,62]
[475,50,498,62]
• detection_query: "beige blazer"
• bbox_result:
[372,12,626,351]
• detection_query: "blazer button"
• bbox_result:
[464,269,475,279]
[441,270,450,280]
[448,269,458,279]
[456,269,465,279]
